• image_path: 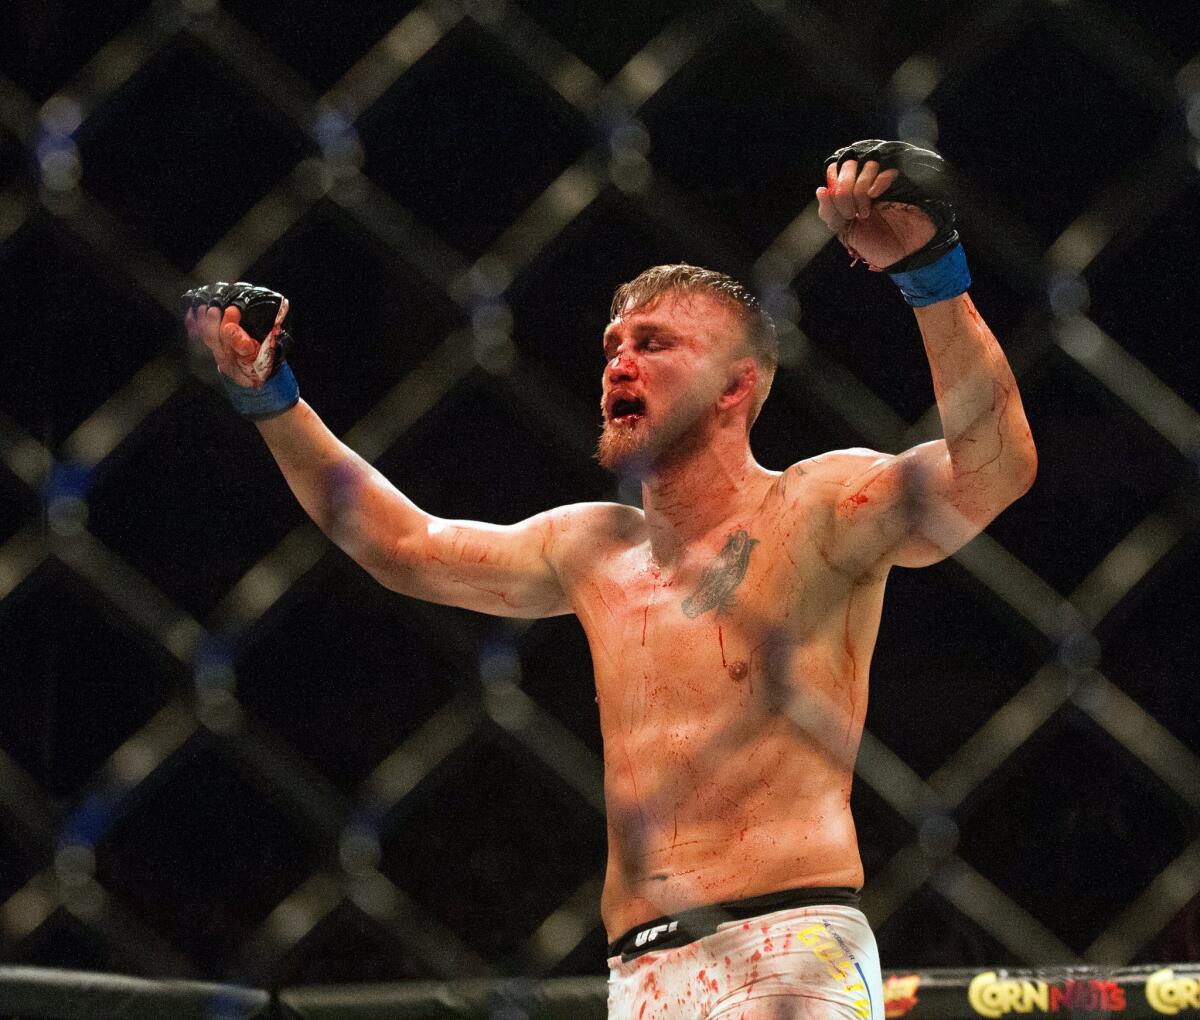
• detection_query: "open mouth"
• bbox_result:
[609,396,646,423]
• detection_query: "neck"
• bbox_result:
[638,428,765,565]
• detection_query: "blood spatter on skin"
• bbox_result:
[843,600,859,691]
[750,950,762,962]
[838,491,869,515]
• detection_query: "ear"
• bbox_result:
[717,358,757,411]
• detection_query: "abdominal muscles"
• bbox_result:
[594,637,867,936]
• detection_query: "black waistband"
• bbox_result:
[608,886,860,961]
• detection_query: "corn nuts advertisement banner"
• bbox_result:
[882,966,1200,1020]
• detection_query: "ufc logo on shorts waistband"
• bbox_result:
[634,921,679,947]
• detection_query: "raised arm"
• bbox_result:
[257,401,574,617]
[809,140,1036,573]
[185,284,574,619]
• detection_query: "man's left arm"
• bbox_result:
[812,140,1037,572]
[845,292,1037,568]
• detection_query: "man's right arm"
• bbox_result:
[256,402,575,618]
[191,295,575,620]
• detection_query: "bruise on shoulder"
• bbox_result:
[816,452,929,577]
[833,454,894,518]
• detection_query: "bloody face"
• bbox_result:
[596,292,742,476]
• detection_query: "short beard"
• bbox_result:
[596,409,709,479]
[596,419,649,475]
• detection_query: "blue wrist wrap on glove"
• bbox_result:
[888,243,971,307]
[221,362,300,421]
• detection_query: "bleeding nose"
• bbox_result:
[607,352,638,380]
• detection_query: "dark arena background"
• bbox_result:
[2,0,1200,1016]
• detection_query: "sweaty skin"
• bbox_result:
[560,466,883,937]
[193,162,1036,945]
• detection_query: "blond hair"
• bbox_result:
[610,264,778,425]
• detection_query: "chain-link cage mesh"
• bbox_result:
[1,0,1198,988]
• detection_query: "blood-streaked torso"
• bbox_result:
[554,460,889,940]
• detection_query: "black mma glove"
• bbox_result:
[825,139,970,305]
[183,282,299,419]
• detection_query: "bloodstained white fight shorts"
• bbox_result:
[607,893,882,1020]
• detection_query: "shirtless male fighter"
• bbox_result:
[185,141,1036,1019]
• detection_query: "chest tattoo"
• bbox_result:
[681,529,759,618]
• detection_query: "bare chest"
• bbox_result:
[573,516,847,720]
[576,533,892,860]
